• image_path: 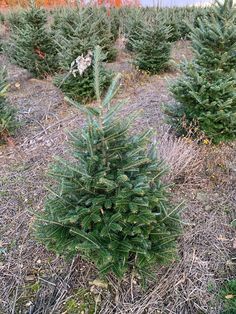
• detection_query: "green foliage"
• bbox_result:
[5,3,58,78]
[220,280,236,314]
[53,6,117,66]
[125,9,144,52]
[6,9,25,30]
[109,8,121,42]
[54,55,112,103]
[0,12,4,24]
[167,0,236,143]
[92,7,118,61]
[63,289,97,314]
[132,19,172,74]
[0,69,18,144]
[121,6,212,43]
[34,46,181,279]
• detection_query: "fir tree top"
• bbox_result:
[23,1,47,29]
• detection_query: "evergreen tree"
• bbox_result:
[53,7,116,66]
[91,7,117,62]
[168,0,236,143]
[109,8,121,42]
[54,51,112,103]
[125,10,144,52]
[132,19,172,74]
[5,2,58,78]
[0,11,5,53]
[53,7,112,104]
[34,46,181,279]
[6,9,25,30]
[0,69,18,144]
[0,12,4,25]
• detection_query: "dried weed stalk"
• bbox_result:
[156,129,203,186]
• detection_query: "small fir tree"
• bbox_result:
[168,0,236,143]
[91,7,117,62]
[54,48,112,103]
[109,8,121,42]
[125,10,144,52]
[53,7,116,66]
[34,46,181,279]
[0,11,5,53]
[5,2,58,78]
[0,69,18,144]
[132,19,172,74]
[53,7,114,103]
[6,9,25,30]
[0,12,4,24]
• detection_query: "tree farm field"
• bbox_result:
[0,3,236,314]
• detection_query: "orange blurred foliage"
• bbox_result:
[0,0,139,8]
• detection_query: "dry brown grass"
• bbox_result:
[156,128,203,186]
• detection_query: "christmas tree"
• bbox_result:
[6,2,58,78]
[53,7,112,104]
[0,69,18,144]
[168,0,236,143]
[6,9,24,30]
[54,49,112,103]
[125,9,144,52]
[91,7,117,62]
[54,6,116,66]
[132,19,172,74]
[34,46,181,279]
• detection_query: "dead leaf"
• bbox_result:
[25,275,36,282]
[15,82,21,89]
[89,279,108,289]
[6,137,16,147]
[217,235,228,242]
[225,294,235,299]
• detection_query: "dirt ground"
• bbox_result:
[0,40,235,314]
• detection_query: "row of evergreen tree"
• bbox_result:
[0,0,235,282]
[0,2,217,111]
[1,1,235,142]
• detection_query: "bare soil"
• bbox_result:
[0,40,235,314]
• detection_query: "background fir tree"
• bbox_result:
[125,9,144,52]
[5,2,58,78]
[91,7,117,62]
[53,7,112,104]
[0,69,18,144]
[53,6,116,65]
[167,0,236,143]
[54,54,112,103]
[6,9,25,30]
[0,12,4,24]
[132,19,172,74]
[0,15,3,53]
[109,8,121,43]
[34,46,181,279]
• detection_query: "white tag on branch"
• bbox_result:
[70,50,93,77]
